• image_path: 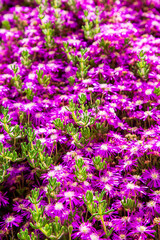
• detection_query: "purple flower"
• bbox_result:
[119,157,138,171]
[57,189,82,207]
[120,181,147,197]
[72,221,94,240]
[45,202,70,221]
[112,232,130,240]
[94,142,116,158]
[148,190,160,203]
[0,214,22,229]
[145,199,160,215]
[41,164,69,183]
[128,223,156,240]
[12,199,31,218]
[125,174,144,184]
[89,233,101,240]
[0,192,9,207]
[142,168,160,188]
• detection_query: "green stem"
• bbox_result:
[31,142,34,151]
[4,123,10,133]
[100,215,107,236]
[14,138,16,147]
[50,142,55,157]
[69,198,73,217]
[28,110,30,125]
[99,204,107,236]
[72,112,78,122]
[90,92,92,105]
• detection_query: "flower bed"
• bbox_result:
[0,0,160,239]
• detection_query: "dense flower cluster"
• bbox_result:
[0,0,160,239]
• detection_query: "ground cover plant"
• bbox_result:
[0,0,160,239]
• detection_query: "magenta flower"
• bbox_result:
[119,157,137,171]
[120,181,147,197]
[0,191,9,207]
[145,200,160,215]
[45,202,70,221]
[142,168,160,188]
[125,174,144,184]
[112,232,130,240]
[41,164,69,183]
[57,189,83,208]
[94,142,116,158]
[92,169,120,197]
[72,221,94,240]
[128,223,156,240]
[89,233,101,240]
[148,190,160,203]
[12,199,31,218]
[0,214,22,229]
